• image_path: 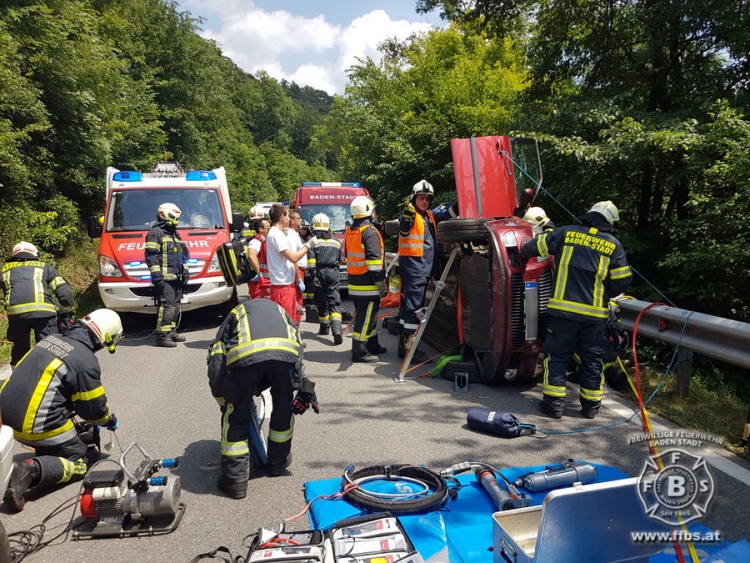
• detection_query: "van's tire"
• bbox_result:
[384,220,400,237]
[437,218,490,243]
[440,359,482,384]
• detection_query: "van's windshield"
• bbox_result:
[107,188,225,231]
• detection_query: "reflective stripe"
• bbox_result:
[268,416,294,444]
[542,356,567,397]
[226,338,301,365]
[58,458,87,483]
[24,359,62,435]
[15,422,76,445]
[6,303,56,315]
[547,299,609,319]
[49,276,67,291]
[610,265,632,280]
[72,386,106,402]
[399,212,436,257]
[593,256,609,310]
[221,440,250,456]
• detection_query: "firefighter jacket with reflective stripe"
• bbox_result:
[310,231,340,271]
[207,298,301,398]
[144,222,189,283]
[0,326,111,446]
[1,259,75,318]
[521,224,633,322]
[345,219,384,298]
[398,204,455,278]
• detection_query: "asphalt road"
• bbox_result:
[1,296,749,562]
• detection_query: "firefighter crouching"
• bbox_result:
[310,213,343,345]
[0,308,122,512]
[145,202,190,347]
[345,196,388,363]
[397,181,457,364]
[207,298,318,499]
[1,241,76,370]
[520,201,633,419]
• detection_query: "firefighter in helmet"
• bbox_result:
[310,213,343,344]
[0,308,122,512]
[145,202,190,347]
[397,180,457,364]
[242,206,267,239]
[345,196,387,362]
[207,298,318,499]
[1,241,76,370]
[523,207,556,232]
[520,201,633,419]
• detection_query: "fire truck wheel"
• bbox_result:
[383,220,400,237]
[437,218,490,243]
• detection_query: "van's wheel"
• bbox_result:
[384,220,400,237]
[440,359,482,384]
[437,218,490,243]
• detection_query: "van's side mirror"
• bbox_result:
[86,216,102,238]
[231,212,245,233]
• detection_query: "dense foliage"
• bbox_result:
[0,0,335,258]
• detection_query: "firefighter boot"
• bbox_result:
[318,325,330,336]
[333,332,343,345]
[268,453,293,477]
[352,340,378,363]
[4,458,41,513]
[217,474,247,499]
[156,334,177,348]
[367,335,387,355]
[170,332,186,343]
[397,334,431,365]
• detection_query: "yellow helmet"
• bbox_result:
[350,196,375,219]
[312,213,331,231]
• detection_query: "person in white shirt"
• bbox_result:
[266,204,316,324]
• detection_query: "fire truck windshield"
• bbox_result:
[107,189,225,231]
[298,204,352,233]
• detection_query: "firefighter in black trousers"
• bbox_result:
[300,219,317,309]
[345,196,387,363]
[520,201,633,419]
[397,181,457,364]
[1,241,75,369]
[145,202,189,347]
[309,213,343,345]
[0,308,122,512]
[207,298,318,499]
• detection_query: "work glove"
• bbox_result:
[305,236,318,249]
[375,280,388,298]
[297,279,305,294]
[402,203,416,221]
[152,280,165,298]
[291,378,319,415]
[57,309,76,333]
[104,413,119,431]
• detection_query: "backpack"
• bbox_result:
[215,240,256,287]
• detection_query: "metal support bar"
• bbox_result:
[394,247,460,383]
[615,298,750,370]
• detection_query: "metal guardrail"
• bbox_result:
[614,298,750,394]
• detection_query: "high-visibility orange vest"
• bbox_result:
[345,223,383,298]
[398,210,436,258]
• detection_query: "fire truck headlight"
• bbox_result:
[99,256,123,277]
[207,254,221,273]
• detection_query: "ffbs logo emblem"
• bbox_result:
[637,448,714,525]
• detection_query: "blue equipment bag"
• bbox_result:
[466,408,534,438]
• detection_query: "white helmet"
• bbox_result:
[523,207,551,228]
[79,308,123,354]
[248,206,265,220]
[12,241,39,259]
[589,201,619,225]
[312,213,331,231]
[157,202,182,225]
[412,180,435,198]
[350,196,375,219]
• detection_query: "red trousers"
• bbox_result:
[270,284,300,325]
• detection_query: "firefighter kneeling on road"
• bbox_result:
[207,298,319,499]
[1,241,76,370]
[520,201,633,420]
[397,181,457,364]
[0,308,122,512]
[346,196,388,363]
[145,202,190,347]
[310,213,343,345]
